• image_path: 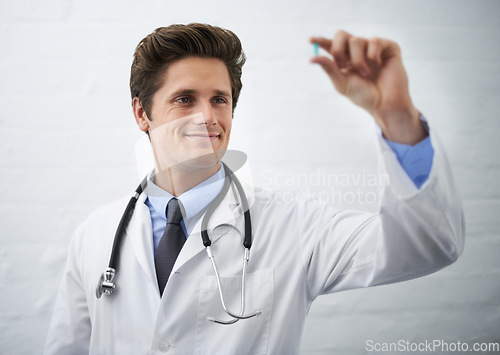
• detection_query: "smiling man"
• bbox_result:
[44,23,465,354]
[134,56,233,196]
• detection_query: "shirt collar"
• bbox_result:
[145,165,226,223]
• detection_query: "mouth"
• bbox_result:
[184,132,220,142]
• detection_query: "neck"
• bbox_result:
[154,163,220,197]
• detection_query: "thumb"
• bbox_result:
[310,56,346,91]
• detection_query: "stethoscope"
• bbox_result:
[95,163,262,325]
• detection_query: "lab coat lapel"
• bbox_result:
[125,193,157,284]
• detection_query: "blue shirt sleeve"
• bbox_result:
[384,136,434,189]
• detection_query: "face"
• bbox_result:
[134,57,233,175]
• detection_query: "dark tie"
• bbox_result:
[155,198,186,296]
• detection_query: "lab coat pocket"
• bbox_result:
[194,268,274,355]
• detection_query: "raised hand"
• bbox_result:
[311,31,427,144]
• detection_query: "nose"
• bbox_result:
[196,101,216,126]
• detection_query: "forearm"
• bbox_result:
[371,126,465,285]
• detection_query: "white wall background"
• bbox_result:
[1,0,499,353]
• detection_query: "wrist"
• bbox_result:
[374,106,427,145]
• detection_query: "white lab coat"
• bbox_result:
[44,131,465,355]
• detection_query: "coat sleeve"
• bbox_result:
[298,127,466,300]
[44,224,91,355]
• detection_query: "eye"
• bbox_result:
[212,97,228,104]
[174,96,192,104]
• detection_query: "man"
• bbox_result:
[45,23,464,354]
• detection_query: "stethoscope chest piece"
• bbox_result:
[95,268,116,299]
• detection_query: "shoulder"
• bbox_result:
[72,195,134,246]
[83,196,130,227]
[66,194,141,271]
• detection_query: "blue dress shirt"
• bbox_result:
[385,136,434,188]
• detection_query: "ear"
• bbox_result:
[133,97,150,132]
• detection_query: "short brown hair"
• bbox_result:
[130,23,246,118]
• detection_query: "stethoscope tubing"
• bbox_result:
[96,163,258,305]
[96,163,262,324]
[108,178,147,270]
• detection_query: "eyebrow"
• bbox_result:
[170,88,231,97]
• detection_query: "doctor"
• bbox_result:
[45,23,465,354]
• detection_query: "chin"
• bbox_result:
[180,148,227,171]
